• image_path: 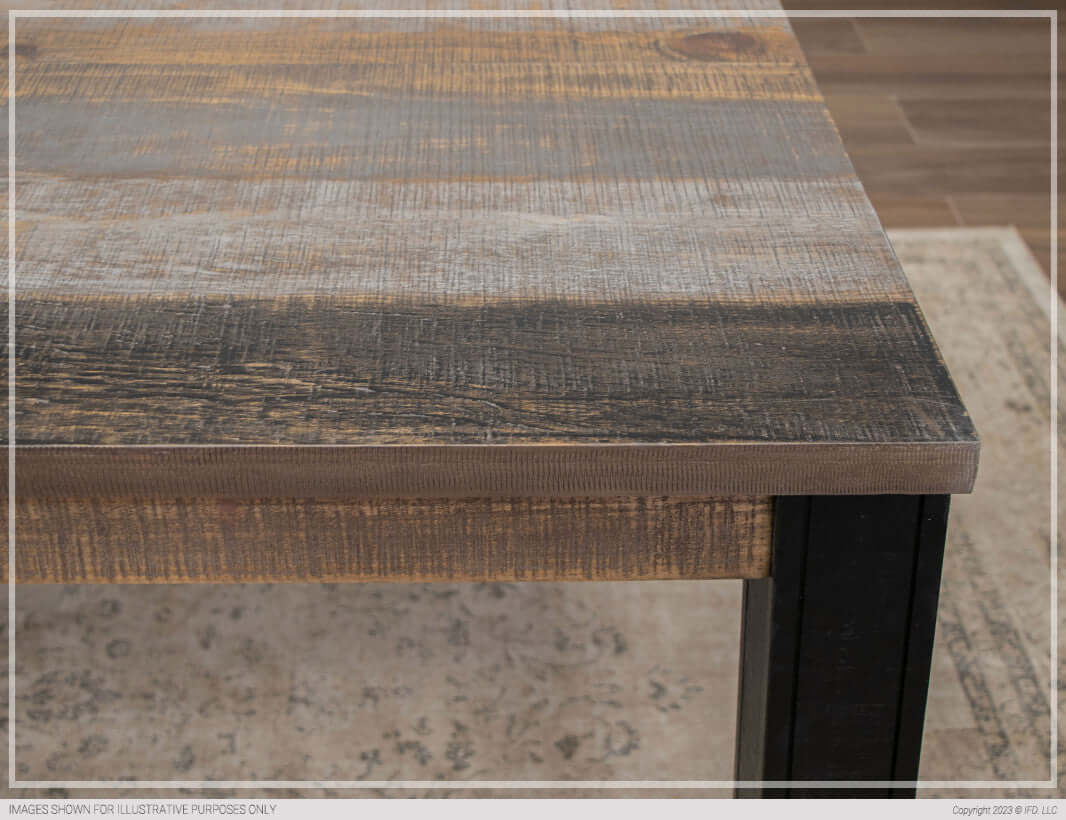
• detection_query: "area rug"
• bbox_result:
[2,226,1061,798]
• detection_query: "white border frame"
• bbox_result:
[5,7,1059,793]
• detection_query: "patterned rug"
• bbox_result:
[2,227,1061,798]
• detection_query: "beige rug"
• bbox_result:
[1,226,1061,798]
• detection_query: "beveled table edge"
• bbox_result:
[9,441,979,498]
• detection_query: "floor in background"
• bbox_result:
[2,227,1062,798]
[780,4,1063,288]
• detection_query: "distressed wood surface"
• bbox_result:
[3,0,978,497]
[4,495,771,583]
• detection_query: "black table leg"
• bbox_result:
[734,494,950,798]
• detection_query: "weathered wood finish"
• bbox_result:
[12,298,974,447]
[3,1,977,497]
[4,495,771,583]
[1,3,973,796]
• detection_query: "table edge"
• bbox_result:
[10,441,979,498]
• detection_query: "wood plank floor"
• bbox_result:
[783,3,1063,289]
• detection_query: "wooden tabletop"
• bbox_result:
[6,1,977,499]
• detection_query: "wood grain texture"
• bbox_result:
[4,495,771,583]
[900,97,1051,146]
[2,0,978,497]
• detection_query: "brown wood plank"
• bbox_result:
[822,94,914,145]
[950,193,1056,229]
[900,97,1051,146]
[851,18,1052,63]
[3,2,978,497]
[866,195,960,229]
[784,1,1054,8]
[787,20,867,57]
[803,57,1058,101]
[5,495,772,583]
[847,144,1050,197]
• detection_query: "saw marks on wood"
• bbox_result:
[4,495,773,583]
[12,298,975,448]
[11,178,900,302]
[3,0,977,496]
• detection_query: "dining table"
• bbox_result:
[5,0,978,796]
